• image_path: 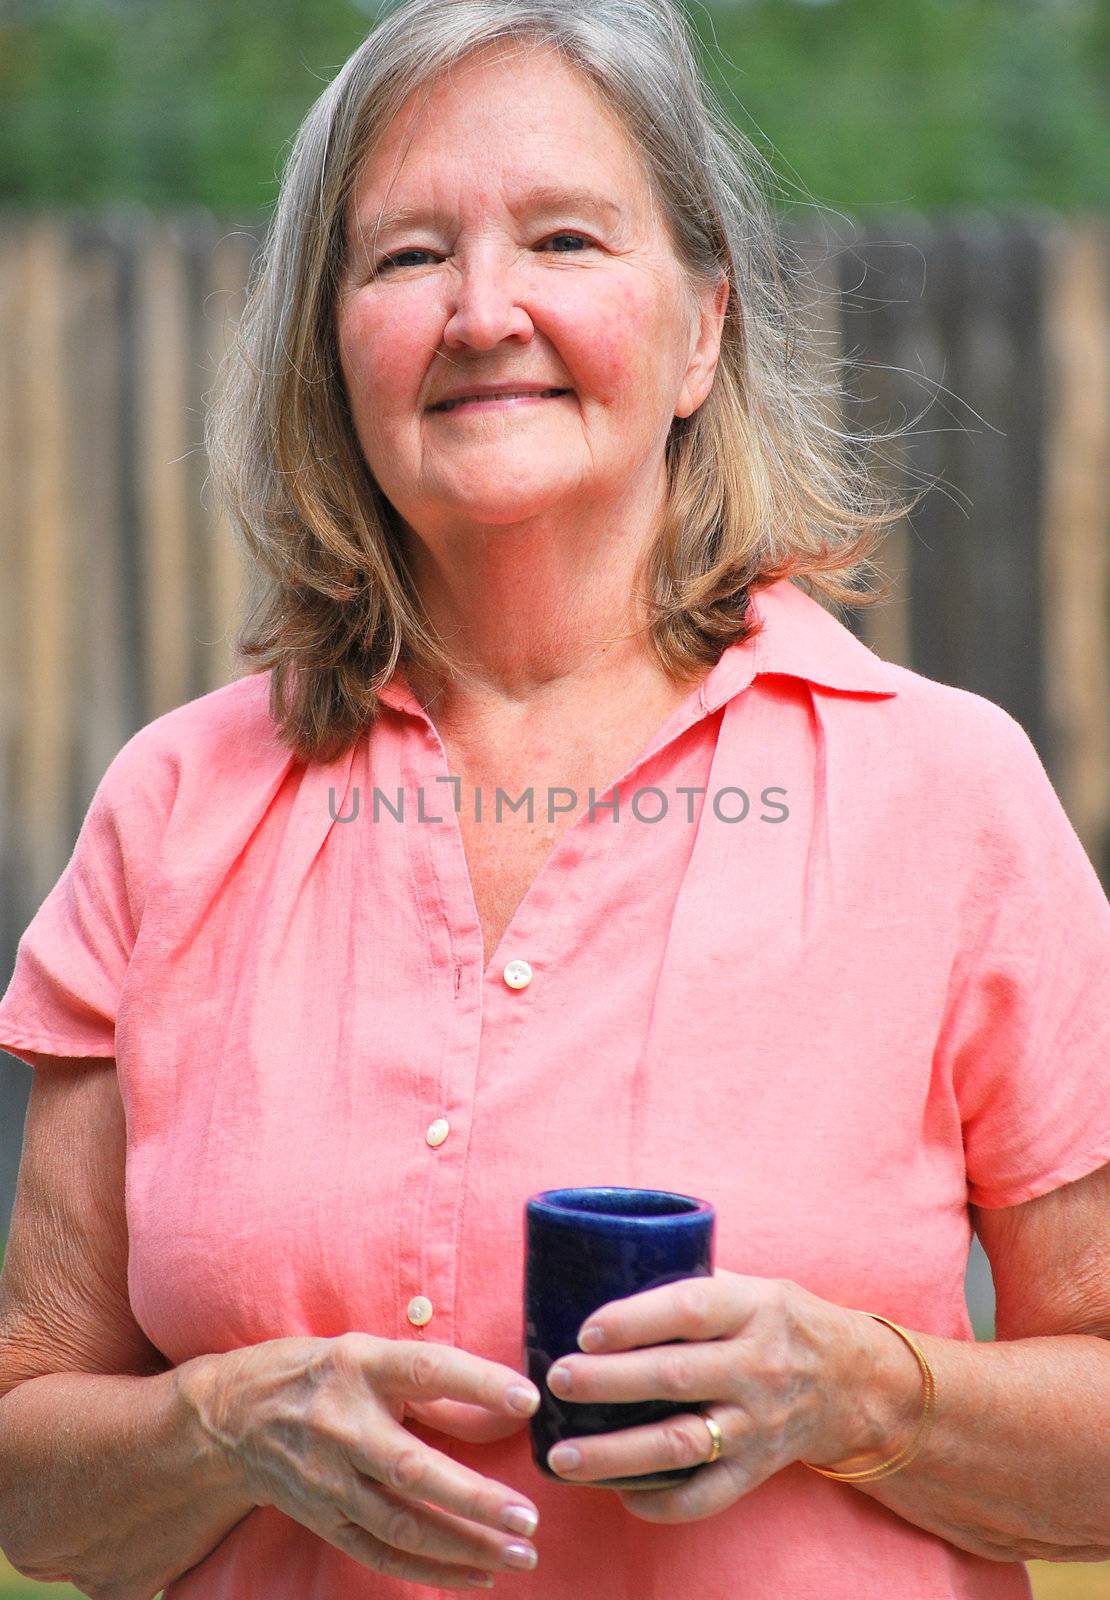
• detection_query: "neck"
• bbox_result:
[399,470,671,725]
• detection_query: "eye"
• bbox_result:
[544,232,593,254]
[372,248,435,274]
[371,231,595,275]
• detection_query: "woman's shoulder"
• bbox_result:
[852,653,1048,793]
[849,659,1098,897]
[92,669,291,829]
[134,668,281,760]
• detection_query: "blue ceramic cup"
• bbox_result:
[523,1186,716,1491]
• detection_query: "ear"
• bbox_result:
[675,270,730,420]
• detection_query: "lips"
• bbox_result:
[430,388,570,412]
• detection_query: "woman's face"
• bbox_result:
[336,45,726,548]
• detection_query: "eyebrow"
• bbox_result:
[355,183,623,241]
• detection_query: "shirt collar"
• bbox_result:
[379,575,899,717]
[698,576,900,712]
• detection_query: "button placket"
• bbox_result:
[395,729,479,1347]
[395,668,726,1350]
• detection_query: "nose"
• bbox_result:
[441,245,536,351]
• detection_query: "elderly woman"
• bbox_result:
[1,1,1108,1597]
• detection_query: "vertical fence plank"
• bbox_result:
[912,212,1050,742]
[976,212,1050,743]
[834,211,937,665]
[18,217,75,907]
[905,218,979,692]
[0,217,28,961]
[1039,218,1110,880]
[68,215,133,809]
[101,208,148,741]
[780,215,913,657]
[196,220,257,694]
[137,212,195,721]
[178,209,219,702]
[0,220,30,1206]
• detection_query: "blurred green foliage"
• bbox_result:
[0,0,1105,217]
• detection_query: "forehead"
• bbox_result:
[346,45,655,228]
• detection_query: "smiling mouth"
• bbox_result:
[429,389,572,413]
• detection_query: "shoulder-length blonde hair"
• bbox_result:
[205,0,920,764]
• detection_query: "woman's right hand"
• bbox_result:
[185,1332,543,1590]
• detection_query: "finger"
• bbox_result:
[337,1477,539,1580]
[548,1339,730,1404]
[297,1500,504,1590]
[406,1396,534,1444]
[343,1421,540,1547]
[547,1408,732,1487]
[615,1458,749,1525]
[259,1446,522,1588]
[364,1333,541,1417]
[578,1273,775,1353]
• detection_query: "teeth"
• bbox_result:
[439,390,565,410]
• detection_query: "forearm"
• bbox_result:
[0,1357,257,1599]
[826,1321,1110,1563]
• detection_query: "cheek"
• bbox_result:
[337,295,432,413]
[556,279,677,411]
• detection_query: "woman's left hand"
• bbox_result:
[543,1270,910,1522]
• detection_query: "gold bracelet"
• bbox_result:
[802,1313,937,1484]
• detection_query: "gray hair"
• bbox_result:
[205,0,917,764]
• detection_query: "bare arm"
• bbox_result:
[0,1358,256,1597]
[0,1057,256,1597]
[833,1160,1110,1561]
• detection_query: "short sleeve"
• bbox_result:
[937,705,1110,1209]
[0,727,174,1070]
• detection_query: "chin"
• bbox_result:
[437,483,575,523]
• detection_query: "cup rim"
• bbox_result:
[526,1186,713,1225]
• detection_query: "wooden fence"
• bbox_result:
[0,206,1107,963]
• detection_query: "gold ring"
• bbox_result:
[701,1411,723,1465]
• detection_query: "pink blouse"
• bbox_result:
[2,575,1108,1600]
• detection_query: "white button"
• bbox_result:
[503,959,533,990]
[407,1295,434,1327]
[426,1118,449,1147]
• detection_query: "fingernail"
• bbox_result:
[502,1543,538,1571]
[548,1364,572,1394]
[501,1504,539,1537]
[548,1443,581,1472]
[466,1573,495,1589]
[578,1324,606,1351]
[506,1383,540,1415]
